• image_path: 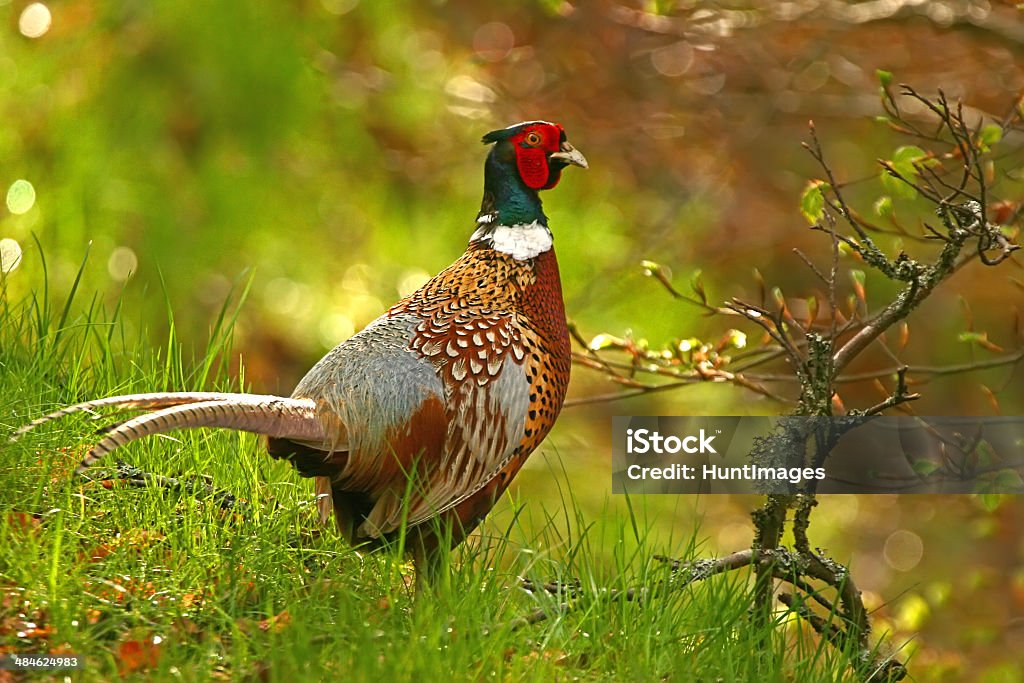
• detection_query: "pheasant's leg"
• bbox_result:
[411,537,451,593]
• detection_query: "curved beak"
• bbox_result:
[550,141,588,169]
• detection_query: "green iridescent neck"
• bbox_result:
[478,145,548,226]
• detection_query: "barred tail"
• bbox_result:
[77,396,324,473]
[10,392,255,441]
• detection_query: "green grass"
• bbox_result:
[0,262,867,681]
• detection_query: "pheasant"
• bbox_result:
[14,121,587,578]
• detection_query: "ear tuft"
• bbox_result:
[482,129,507,145]
[482,121,549,144]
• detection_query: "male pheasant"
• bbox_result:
[14,121,587,577]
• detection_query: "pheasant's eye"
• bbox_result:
[524,131,542,146]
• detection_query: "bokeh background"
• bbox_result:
[2,1,1023,679]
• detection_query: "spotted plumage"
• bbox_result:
[13,120,587,580]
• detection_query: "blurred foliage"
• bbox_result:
[2,1,1024,679]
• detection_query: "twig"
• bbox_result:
[858,367,920,416]
[504,545,905,679]
[94,461,248,512]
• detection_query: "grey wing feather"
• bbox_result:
[290,314,446,466]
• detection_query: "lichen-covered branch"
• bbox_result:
[556,84,1021,682]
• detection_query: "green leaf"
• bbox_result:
[799,180,829,224]
[980,492,1003,512]
[976,440,997,467]
[912,460,939,477]
[875,69,893,88]
[874,196,894,218]
[979,123,1003,149]
[881,172,916,200]
[880,146,927,200]
[892,145,927,165]
[993,469,1024,490]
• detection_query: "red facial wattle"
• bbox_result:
[516,146,550,189]
[512,124,565,190]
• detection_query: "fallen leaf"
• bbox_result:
[258,610,291,634]
[5,512,41,535]
[180,592,202,610]
[117,637,162,675]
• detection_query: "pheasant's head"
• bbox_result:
[479,121,587,227]
[482,121,587,191]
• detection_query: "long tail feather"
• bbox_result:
[10,392,255,442]
[77,396,324,474]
